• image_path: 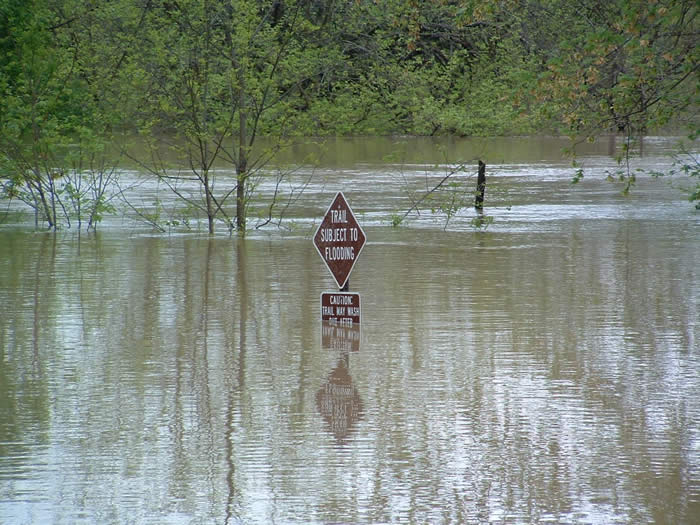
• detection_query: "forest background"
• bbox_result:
[0,0,697,232]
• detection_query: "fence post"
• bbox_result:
[475,160,486,209]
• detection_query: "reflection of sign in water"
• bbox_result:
[320,292,360,326]
[313,192,367,290]
[321,321,361,353]
[315,354,364,445]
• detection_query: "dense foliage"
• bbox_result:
[1,0,698,230]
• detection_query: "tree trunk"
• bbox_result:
[236,75,247,233]
[204,170,214,234]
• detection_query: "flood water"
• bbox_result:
[1,136,698,524]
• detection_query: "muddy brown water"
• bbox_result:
[1,136,698,523]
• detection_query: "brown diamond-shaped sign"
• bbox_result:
[313,192,366,290]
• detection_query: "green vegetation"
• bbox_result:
[651,141,700,209]
[1,0,697,231]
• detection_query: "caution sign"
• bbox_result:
[320,292,360,326]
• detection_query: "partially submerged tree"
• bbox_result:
[0,0,118,231]
[122,0,340,234]
[535,0,698,193]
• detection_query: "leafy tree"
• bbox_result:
[119,0,339,234]
[287,0,546,136]
[530,0,698,195]
[0,0,119,230]
[535,0,698,137]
